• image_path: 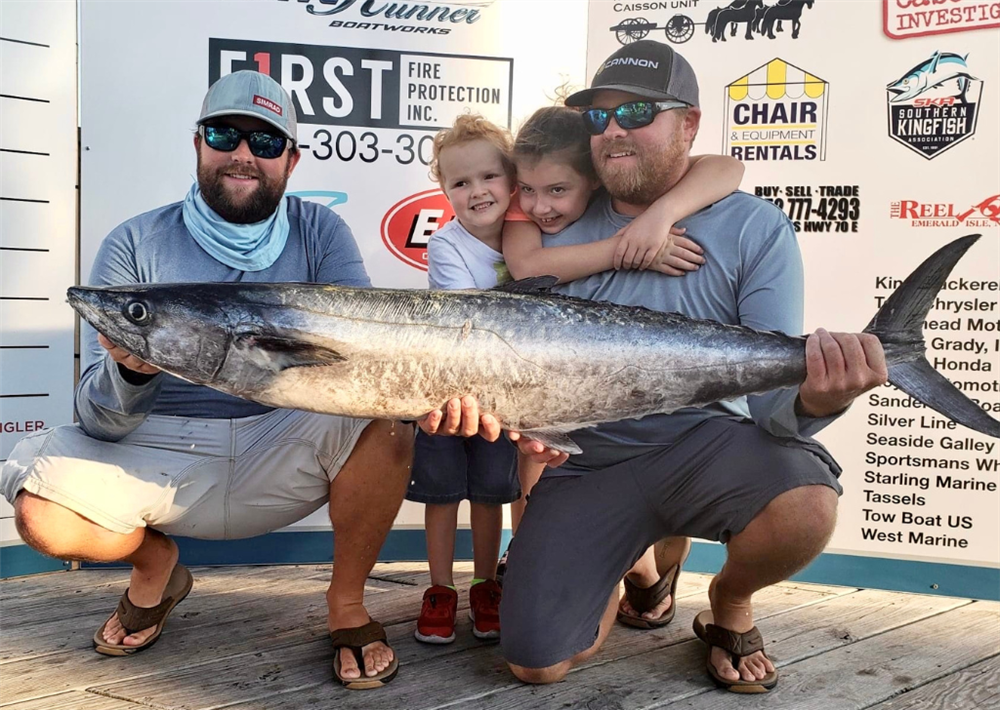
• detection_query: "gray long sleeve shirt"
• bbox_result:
[549,192,839,474]
[76,197,370,442]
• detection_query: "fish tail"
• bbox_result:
[863,234,998,438]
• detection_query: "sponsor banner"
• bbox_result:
[884,0,1000,40]
[608,0,818,46]
[886,50,983,160]
[890,194,1000,228]
[755,184,860,233]
[585,1,1000,582]
[280,0,489,34]
[724,58,828,162]
[209,39,513,130]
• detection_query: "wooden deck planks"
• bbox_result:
[0,691,154,710]
[448,590,975,710]
[657,602,1000,710]
[0,571,468,705]
[865,655,1000,710]
[97,580,838,710]
[1,564,996,710]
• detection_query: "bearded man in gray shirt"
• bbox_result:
[426,41,888,693]
[2,71,408,689]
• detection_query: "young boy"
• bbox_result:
[408,114,520,644]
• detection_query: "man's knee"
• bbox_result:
[508,661,571,685]
[758,484,838,546]
[14,492,76,556]
[794,484,839,534]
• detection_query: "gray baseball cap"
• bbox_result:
[566,40,699,108]
[197,71,297,140]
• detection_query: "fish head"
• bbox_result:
[887,71,926,102]
[68,284,235,385]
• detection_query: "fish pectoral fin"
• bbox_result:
[236,334,347,369]
[492,276,559,294]
[518,429,583,455]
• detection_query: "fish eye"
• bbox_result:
[124,300,151,324]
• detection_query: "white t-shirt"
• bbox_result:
[426,219,511,290]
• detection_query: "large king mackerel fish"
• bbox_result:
[68,235,999,453]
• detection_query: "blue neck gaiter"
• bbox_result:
[181,183,289,272]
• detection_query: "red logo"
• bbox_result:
[253,95,283,116]
[381,190,455,271]
[890,195,1000,227]
[914,97,957,107]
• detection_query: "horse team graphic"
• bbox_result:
[610,0,815,45]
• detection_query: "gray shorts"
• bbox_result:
[499,417,843,669]
[0,409,371,540]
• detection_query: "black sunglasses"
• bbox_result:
[200,125,290,159]
[581,100,689,135]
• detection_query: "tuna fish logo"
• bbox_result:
[886,51,976,104]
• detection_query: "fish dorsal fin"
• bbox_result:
[492,276,559,294]
[516,428,582,455]
[930,50,941,73]
[235,333,346,370]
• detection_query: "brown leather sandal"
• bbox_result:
[617,563,681,629]
[93,564,193,656]
[692,610,778,693]
[330,619,399,690]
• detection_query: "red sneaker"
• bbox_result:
[415,585,458,644]
[469,579,502,640]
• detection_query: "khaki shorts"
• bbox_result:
[1,410,371,539]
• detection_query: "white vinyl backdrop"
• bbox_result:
[588,0,1000,571]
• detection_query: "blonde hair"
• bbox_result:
[429,114,515,187]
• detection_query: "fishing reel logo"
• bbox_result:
[886,50,983,160]
[609,0,815,46]
[723,57,828,162]
[381,190,455,271]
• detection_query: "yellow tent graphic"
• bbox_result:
[723,57,829,161]
[728,58,827,101]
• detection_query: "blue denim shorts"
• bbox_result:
[406,430,519,505]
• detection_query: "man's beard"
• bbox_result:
[595,134,687,206]
[197,157,290,224]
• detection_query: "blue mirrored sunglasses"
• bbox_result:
[581,100,689,135]
[199,125,289,159]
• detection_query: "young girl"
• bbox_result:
[498,105,745,629]
[408,114,519,645]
